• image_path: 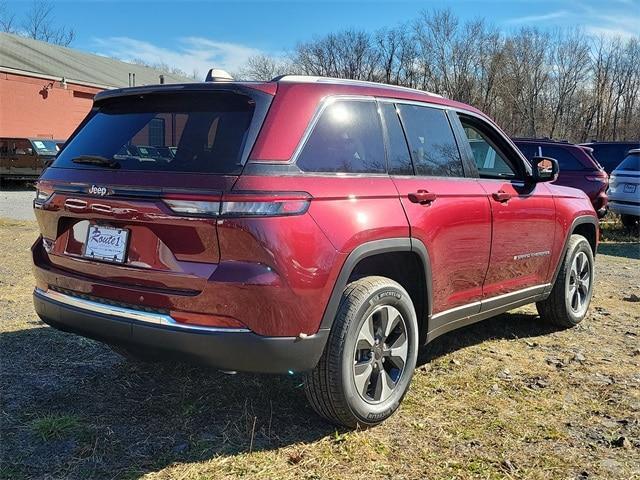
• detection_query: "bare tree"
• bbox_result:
[0,0,16,33]
[21,0,74,46]
[237,54,291,81]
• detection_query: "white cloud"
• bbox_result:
[505,10,569,25]
[583,13,640,39]
[503,4,640,40]
[93,36,263,78]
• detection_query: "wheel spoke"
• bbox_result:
[381,306,400,339]
[353,362,373,397]
[386,332,408,370]
[373,368,394,401]
[572,289,580,310]
[357,316,376,349]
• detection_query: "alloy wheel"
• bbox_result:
[352,305,408,404]
[568,251,591,315]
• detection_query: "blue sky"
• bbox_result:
[6,0,640,77]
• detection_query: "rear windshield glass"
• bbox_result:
[53,92,256,174]
[617,153,640,171]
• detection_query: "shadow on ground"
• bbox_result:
[1,310,559,479]
[597,242,640,260]
[0,180,35,191]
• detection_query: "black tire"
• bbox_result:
[620,214,639,229]
[536,235,594,327]
[109,344,165,363]
[304,276,419,428]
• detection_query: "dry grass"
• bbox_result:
[1,220,639,479]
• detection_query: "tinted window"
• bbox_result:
[53,92,256,174]
[397,105,463,177]
[380,103,412,175]
[297,100,386,173]
[460,120,517,179]
[617,153,640,171]
[518,144,587,171]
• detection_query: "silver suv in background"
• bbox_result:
[608,149,640,229]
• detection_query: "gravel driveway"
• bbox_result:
[0,184,36,221]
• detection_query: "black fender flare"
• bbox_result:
[318,238,433,340]
[545,215,598,293]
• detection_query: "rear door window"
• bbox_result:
[296,100,386,173]
[396,104,464,177]
[53,92,260,174]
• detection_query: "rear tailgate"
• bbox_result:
[35,172,235,293]
[34,84,273,296]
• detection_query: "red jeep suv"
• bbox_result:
[32,76,598,427]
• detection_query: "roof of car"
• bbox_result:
[580,141,640,145]
[512,137,573,145]
[94,75,482,114]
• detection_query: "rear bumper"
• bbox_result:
[34,288,328,374]
[609,200,640,217]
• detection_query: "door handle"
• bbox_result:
[408,190,437,205]
[492,190,512,202]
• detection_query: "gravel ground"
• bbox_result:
[0,183,35,221]
[0,219,638,479]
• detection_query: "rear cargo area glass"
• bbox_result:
[53,92,256,174]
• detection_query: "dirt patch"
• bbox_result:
[1,220,639,479]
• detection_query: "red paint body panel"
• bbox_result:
[477,181,556,296]
[391,177,491,313]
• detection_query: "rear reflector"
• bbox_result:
[169,310,246,329]
[162,192,310,217]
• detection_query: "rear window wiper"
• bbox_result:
[72,155,121,169]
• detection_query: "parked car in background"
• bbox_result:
[580,141,640,174]
[608,149,640,228]
[32,76,599,427]
[514,138,609,217]
[0,138,62,181]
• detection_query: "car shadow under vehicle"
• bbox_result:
[1,310,560,478]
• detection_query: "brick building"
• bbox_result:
[0,32,191,141]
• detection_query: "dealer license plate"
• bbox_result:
[84,225,129,263]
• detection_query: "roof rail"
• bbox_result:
[512,137,571,144]
[270,75,444,98]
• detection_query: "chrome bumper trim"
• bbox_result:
[35,288,250,333]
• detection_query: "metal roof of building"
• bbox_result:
[0,32,193,89]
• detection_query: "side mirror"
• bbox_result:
[531,156,558,183]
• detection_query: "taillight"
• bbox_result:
[162,192,310,218]
[34,181,54,207]
[220,192,310,217]
[585,175,608,183]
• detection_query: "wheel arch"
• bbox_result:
[547,215,598,291]
[319,238,433,344]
